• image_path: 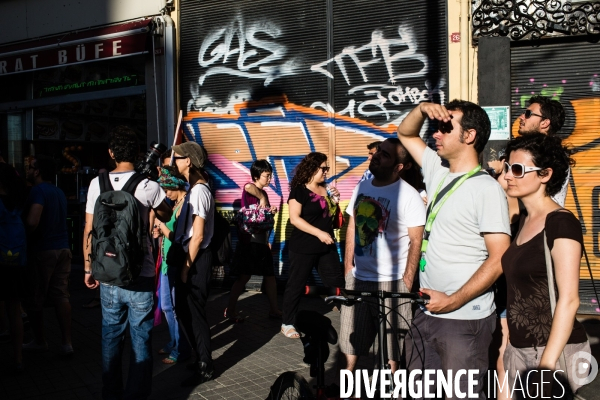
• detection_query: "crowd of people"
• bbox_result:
[0,152,74,374]
[0,94,591,399]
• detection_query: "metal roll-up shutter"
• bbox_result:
[180,0,329,280]
[179,0,448,284]
[511,40,600,312]
[330,0,447,244]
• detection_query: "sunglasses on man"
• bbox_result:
[503,162,542,178]
[436,115,454,134]
[523,110,544,119]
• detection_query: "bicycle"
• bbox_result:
[266,289,429,400]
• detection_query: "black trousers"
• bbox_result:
[282,247,345,326]
[176,248,213,366]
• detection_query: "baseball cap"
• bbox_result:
[171,142,207,169]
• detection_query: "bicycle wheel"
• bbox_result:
[267,371,314,400]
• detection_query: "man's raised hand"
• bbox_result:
[419,102,452,122]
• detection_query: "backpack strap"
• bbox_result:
[99,171,113,193]
[122,173,146,196]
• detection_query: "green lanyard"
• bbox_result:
[419,165,482,272]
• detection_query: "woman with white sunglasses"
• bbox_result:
[501,133,590,393]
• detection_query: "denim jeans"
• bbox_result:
[159,267,190,359]
[100,277,154,400]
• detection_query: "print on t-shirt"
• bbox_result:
[308,191,336,219]
[354,194,390,256]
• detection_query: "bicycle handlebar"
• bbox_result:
[325,289,430,305]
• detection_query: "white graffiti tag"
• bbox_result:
[198,16,298,86]
[310,26,428,85]
[310,25,443,123]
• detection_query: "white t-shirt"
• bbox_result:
[85,171,166,278]
[175,183,214,251]
[346,178,426,281]
[421,147,511,320]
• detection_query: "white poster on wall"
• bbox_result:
[483,106,510,140]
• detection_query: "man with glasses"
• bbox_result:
[520,95,569,206]
[397,100,511,399]
[518,95,565,136]
[491,95,568,205]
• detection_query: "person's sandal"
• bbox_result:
[162,355,178,364]
[224,308,244,323]
[281,324,300,339]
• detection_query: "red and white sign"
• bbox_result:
[450,32,461,43]
[0,19,151,76]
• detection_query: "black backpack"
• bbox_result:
[91,172,146,286]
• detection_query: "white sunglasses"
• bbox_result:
[503,162,542,178]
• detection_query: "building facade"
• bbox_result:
[0,0,178,260]
[474,0,600,311]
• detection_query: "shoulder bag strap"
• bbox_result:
[99,171,113,193]
[549,208,600,308]
[543,224,569,375]
[426,171,487,217]
[174,191,191,245]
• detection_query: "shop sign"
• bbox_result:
[0,28,149,76]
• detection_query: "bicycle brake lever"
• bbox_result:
[324,295,348,304]
[414,291,430,304]
[324,295,360,306]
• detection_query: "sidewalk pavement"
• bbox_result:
[0,268,341,400]
[1,268,599,400]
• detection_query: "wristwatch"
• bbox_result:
[84,270,92,274]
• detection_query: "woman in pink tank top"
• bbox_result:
[225,160,281,322]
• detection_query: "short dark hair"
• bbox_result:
[383,138,409,165]
[528,95,565,135]
[446,99,491,154]
[505,133,573,197]
[250,159,273,182]
[385,138,425,190]
[33,155,57,181]
[367,141,382,151]
[108,125,139,163]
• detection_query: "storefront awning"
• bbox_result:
[0,19,152,76]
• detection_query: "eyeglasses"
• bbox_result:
[319,166,330,173]
[504,162,542,178]
[523,110,544,119]
[172,156,187,161]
